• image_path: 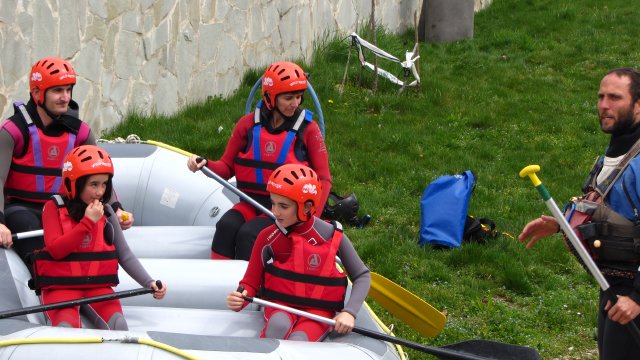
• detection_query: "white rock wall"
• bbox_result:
[0,0,491,134]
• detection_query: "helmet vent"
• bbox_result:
[283,178,294,185]
[290,171,299,180]
[294,70,300,77]
[50,69,60,75]
[280,75,290,81]
[46,62,54,70]
[277,68,286,76]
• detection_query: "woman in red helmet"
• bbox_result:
[35,145,165,329]
[187,61,332,261]
[226,164,369,342]
[0,57,133,268]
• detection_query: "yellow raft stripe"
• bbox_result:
[0,337,201,360]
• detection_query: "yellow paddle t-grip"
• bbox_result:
[121,212,129,222]
[519,165,542,187]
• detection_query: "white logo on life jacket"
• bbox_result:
[264,141,276,155]
[80,234,91,249]
[307,253,321,270]
[263,77,274,87]
[302,183,317,195]
[31,72,42,82]
[47,146,60,161]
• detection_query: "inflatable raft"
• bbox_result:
[0,142,405,360]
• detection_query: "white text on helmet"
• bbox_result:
[62,161,72,172]
[289,80,307,87]
[268,180,282,189]
[91,160,112,169]
[263,77,274,87]
[59,74,76,80]
[302,183,317,195]
[31,72,43,82]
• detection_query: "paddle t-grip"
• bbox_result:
[155,280,163,290]
[519,165,542,186]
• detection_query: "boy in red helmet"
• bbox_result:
[187,61,332,261]
[0,57,133,267]
[227,164,370,341]
[35,145,165,329]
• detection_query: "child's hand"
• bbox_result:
[150,280,167,300]
[226,288,247,311]
[85,199,104,223]
[116,209,134,230]
[332,311,355,334]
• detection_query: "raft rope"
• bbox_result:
[0,336,201,360]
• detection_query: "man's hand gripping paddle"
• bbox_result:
[519,164,640,347]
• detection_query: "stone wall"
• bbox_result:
[0,0,491,134]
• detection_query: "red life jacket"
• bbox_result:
[234,103,313,195]
[32,195,119,290]
[262,222,347,312]
[2,102,90,203]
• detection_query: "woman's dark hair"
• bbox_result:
[66,175,113,222]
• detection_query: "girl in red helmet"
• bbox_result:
[226,164,369,342]
[34,145,166,329]
[187,61,332,261]
[0,57,134,269]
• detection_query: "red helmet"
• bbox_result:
[62,145,113,199]
[267,164,321,222]
[30,57,77,105]
[261,61,308,110]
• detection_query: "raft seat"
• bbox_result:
[124,306,264,337]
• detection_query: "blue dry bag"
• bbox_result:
[419,170,476,248]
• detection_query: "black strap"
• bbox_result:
[261,288,344,311]
[9,163,63,176]
[264,265,348,287]
[34,275,119,289]
[34,250,118,262]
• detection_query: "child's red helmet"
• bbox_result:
[261,61,308,110]
[267,164,321,222]
[62,145,113,199]
[29,57,77,105]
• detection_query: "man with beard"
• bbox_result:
[519,68,640,360]
[0,57,134,270]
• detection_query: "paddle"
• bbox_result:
[519,165,640,347]
[11,229,43,241]
[123,140,447,336]
[370,272,445,338]
[0,281,162,320]
[243,295,541,360]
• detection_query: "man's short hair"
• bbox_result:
[607,67,640,103]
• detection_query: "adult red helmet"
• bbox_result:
[62,145,113,199]
[29,57,77,105]
[267,164,321,222]
[261,61,308,110]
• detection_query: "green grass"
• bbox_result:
[103,0,640,358]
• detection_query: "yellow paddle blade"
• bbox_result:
[369,272,446,337]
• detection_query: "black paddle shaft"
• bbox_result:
[353,326,539,360]
[243,293,541,360]
[0,281,162,320]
